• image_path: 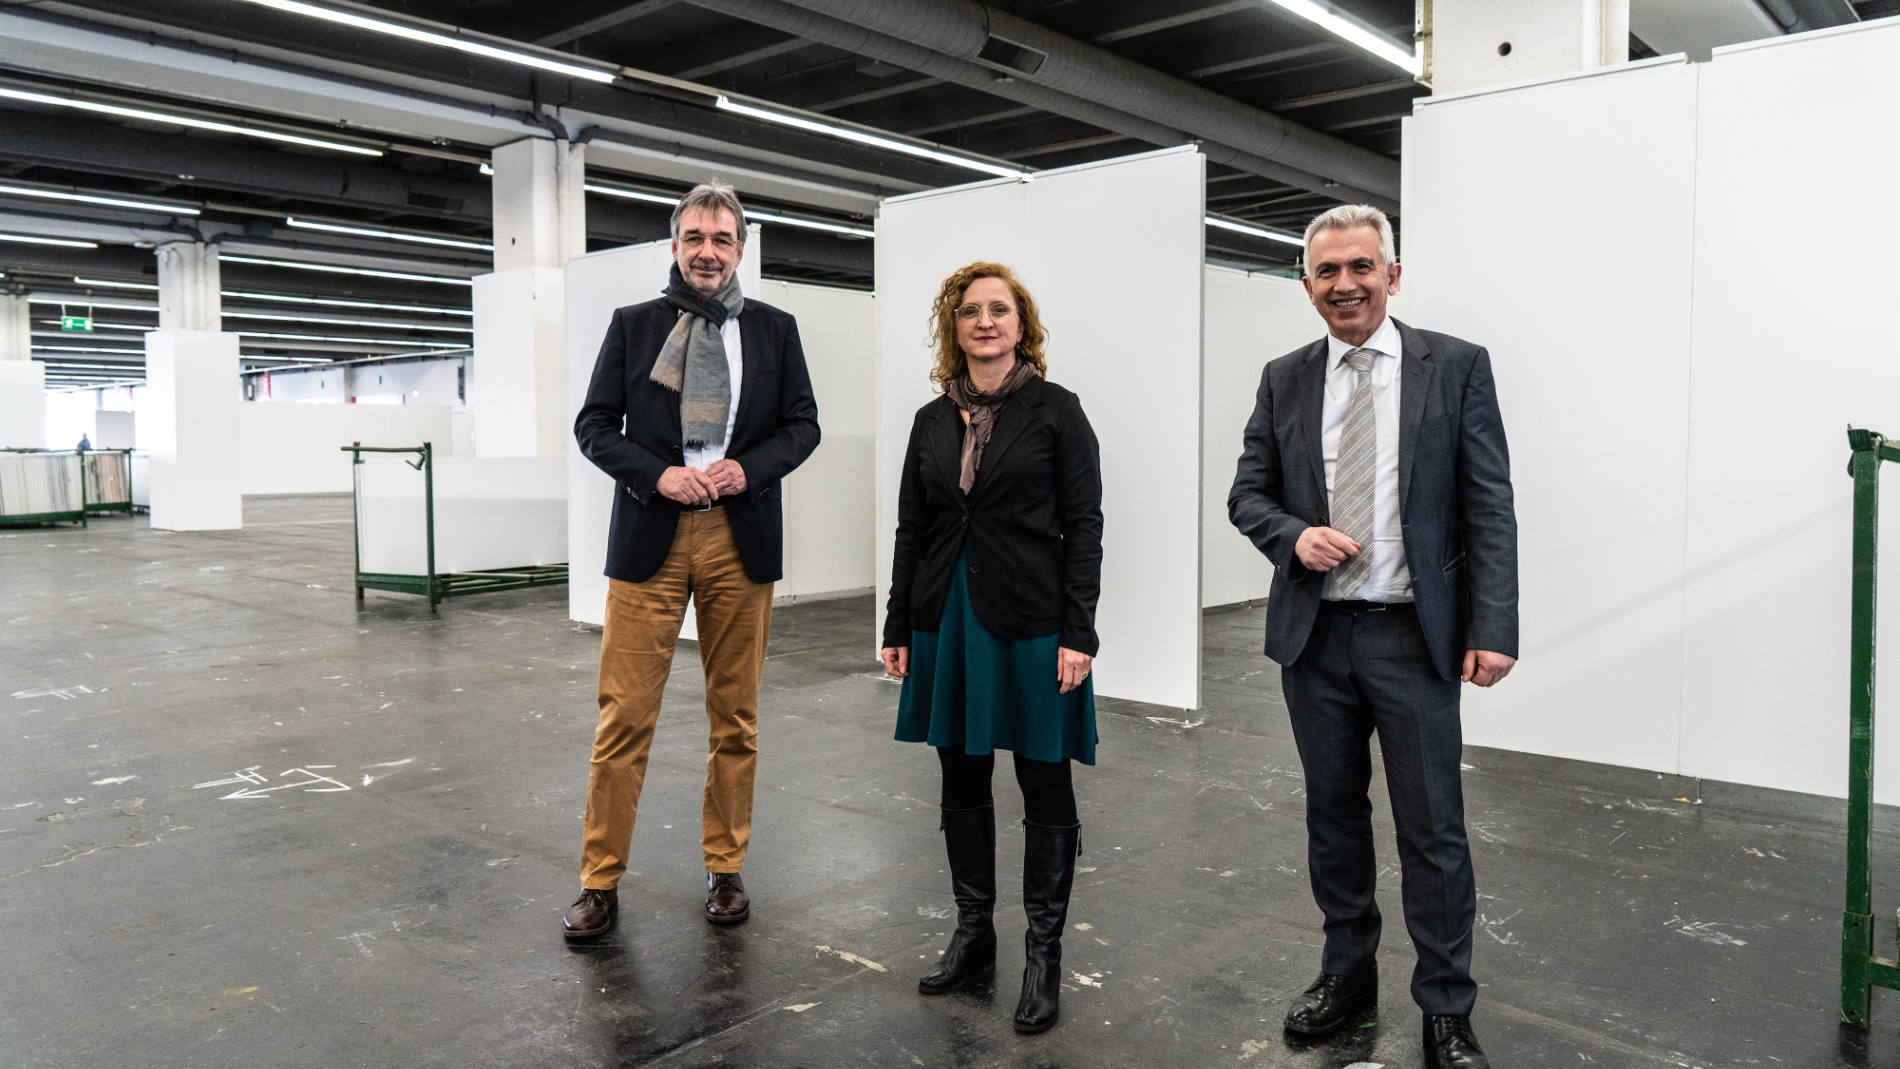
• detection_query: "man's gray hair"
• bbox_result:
[671,182,748,244]
[1302,204,1395,266]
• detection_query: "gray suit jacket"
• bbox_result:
[1227,318,1518,681]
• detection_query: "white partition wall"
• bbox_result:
[0,361,45,448]
[146,330,241,531]
[564,229,762,628]
[1403,21,1900,801]
[1679,26,1900,800]
[759,279,877,600]
[240,402,452,494]
[877,146,1206,709]
[1201,266,1326,609]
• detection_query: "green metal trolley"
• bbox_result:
[1843,426,1900,1025]
[342,442,567,612]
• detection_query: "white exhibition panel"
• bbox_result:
[1201,266,1322,609]
[563,229,762,629]
[145,330,242,531]
[472,265,566,458]
[758,278,877,600]
[94,410,135,450]
[0,361,46,449]
[1403,23,1900,802]
[1679,22,1900,800]
[358,456,566,576]
[876,146,1206,709]
[240,401,452,494]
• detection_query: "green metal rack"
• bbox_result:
[342,442,568,613]
[0,448,88,527]
[1844,426,1900,1025]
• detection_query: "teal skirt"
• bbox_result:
[894,555,1098,765]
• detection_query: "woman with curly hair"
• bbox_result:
[880,260,1104,1034]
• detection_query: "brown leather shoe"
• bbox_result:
[705,872,749,925]
[562,887,617,942]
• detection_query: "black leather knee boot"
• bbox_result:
[1014,819,1080,1033]
[918,805,996,995]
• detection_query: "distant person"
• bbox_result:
[564,182,820,941]
[880,261,1103,1034]
[1227,204,1519,1069]
[76,434,91,451]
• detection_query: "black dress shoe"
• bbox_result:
[1424,1014,1489,1069]
[1283,971,1378,1036]
[705,872,749,925]
[562,887,617,942]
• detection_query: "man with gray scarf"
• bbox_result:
[565,182,820,939]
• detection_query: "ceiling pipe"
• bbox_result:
[686,0,1400,206]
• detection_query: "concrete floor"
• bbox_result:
[4,495,1900,1068]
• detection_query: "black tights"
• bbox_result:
[936,746,1077,826]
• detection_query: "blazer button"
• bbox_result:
[969,560,981,574]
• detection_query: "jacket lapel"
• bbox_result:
[968,376,1044,499]
[922,397,964,494]
[1293,340,1330,507]
[729,310,765,446]
[1393,318,1433,512]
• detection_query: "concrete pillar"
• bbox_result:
[1425,0,1629,95]
[491,138,586,272]
[0,292,28,361]
[472,138,585,457]
[156,242,222,331]
[145,330,242,530]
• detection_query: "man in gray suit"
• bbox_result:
[1228,204,1517,1069]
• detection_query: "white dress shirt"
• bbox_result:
[681,313,744,469]
[1320,315,1413,602]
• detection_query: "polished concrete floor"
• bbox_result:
[4,495,1900,1068]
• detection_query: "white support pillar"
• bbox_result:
[156,242,222,330]
[472,138,585,457]
[0,292,28,361]
[145,330,242,530]
[491,138,586,272]
[1425,0,1629,94]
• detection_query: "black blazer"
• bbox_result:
[1227,319,1518,681]
[575,296,820,584]
[883,376,1104,655]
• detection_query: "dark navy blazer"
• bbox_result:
[574,296,820,585]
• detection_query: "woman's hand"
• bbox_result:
[880,646,910,679]
[1057,647,1092,694]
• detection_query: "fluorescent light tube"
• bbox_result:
[1257,0,1421,76]
[0,183,200,215]
[0,233,98,248]
[0,86,384,156]
[1205,216,1306,247]
[715,96,1028,179]
[219,254,475,286]
[746,209,873,238]
[221,290,472,316]
[234,329,467,346]
[222,310,472,332]
[286,216,492,250]
[235,0,617,83]
[73,277,158,291]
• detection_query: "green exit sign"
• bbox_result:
[60,315,93,333]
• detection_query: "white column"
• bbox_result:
[0,293,28,361]
[155,242,222,330]
[492,138,586,272]
[145,330,242,530]
[1426,0,1630,94]
[472,138,585,457]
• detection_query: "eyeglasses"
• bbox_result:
[955,302,1017,321]
[680,233,740,251]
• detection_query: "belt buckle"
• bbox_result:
[691,499,714,512]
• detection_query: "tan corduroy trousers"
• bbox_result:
[579,508,773,888]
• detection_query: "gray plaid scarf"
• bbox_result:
[651,263,745,450]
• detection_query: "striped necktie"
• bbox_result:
[1324,347,1376,599]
